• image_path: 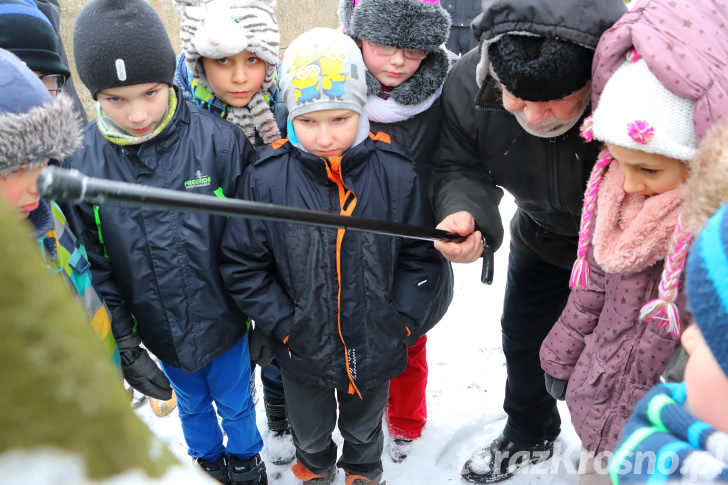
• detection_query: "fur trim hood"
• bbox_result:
[684,123,728,234]
[365,48,450,105]
[0,94,81,176]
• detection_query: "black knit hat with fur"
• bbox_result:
[73,0,176,99]
[338,0,451,105]
[489,35,593,102]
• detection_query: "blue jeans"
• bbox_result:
[260,357,285,404]
[161,335,263,462]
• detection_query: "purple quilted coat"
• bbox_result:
[591,0,728,141]
[540,250,687,454]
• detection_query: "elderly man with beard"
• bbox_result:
[431,0,626,482]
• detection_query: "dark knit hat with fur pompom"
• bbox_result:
[489,35,593,102]
[0,48,81,176]
[338,0,451,105]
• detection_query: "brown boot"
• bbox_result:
[149,389,177,416]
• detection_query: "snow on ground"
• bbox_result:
[135,194,583,484]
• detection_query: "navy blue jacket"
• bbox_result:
[63,94,255,373]
[220,136,444,394]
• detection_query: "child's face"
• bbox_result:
[292,109,360,158]
[681,323,728,434]
[96,83,169,137]
[607,143,689,196]
[202,51,267,107]
[0,163,47,216]
[361,40,426,88]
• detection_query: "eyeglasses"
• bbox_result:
[38,73,66,94]
[364,41,429,60]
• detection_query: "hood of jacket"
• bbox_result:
[471,0,626,90]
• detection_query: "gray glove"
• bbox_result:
[544,372,568,401]
[117,333,173,401]
[248,323,274,368]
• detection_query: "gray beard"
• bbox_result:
[513,110,582,138]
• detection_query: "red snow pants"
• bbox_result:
[387,335,427,440]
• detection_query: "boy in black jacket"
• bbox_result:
[220,28,444,485]
[63,1,266,484]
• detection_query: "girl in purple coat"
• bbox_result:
[539,1,728,483]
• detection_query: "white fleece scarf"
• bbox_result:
[363,84,443,124]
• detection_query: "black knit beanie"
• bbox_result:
[73,0,175,99]
[0,0,70,78]
[489,35,593,102]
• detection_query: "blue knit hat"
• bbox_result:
[686,203,728,376]
[0,0,70,79]
[0,48,81,175]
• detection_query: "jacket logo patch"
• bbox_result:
[348,347,358,380]
[184,170,211,190]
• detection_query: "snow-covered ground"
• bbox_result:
[136,194,583,484]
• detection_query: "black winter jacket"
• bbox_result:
[442,0,481,28]
[63,95,255,372]
[432,0,625,270]
[219,137,444,394]
[370,99,441,201]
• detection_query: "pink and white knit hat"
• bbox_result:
[591,54,697,162]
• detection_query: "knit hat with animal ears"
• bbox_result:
[338,0,451,105]
[0,48,81,176]
[175,0,281,144]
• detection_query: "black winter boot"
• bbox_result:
[196,456,230,484]
[460,434,554,483]
[228,453,267,485]
[263,398,295,465]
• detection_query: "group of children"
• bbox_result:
[1,0,453,484]
[2,0,728,484]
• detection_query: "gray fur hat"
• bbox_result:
[174,0,281,144]
[338,0,451,105]
[0,48,81,176]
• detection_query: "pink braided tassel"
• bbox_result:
[639,220,692,337]
[570,151,613,289]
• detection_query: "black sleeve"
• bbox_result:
[431,50,505,251]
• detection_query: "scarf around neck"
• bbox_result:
[96,88,177,146]
[364,83,443,124]
[592,163,684,273]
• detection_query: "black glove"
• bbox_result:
[117,333,173,400]
[248,323,274,368]
[544,372,568,401]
